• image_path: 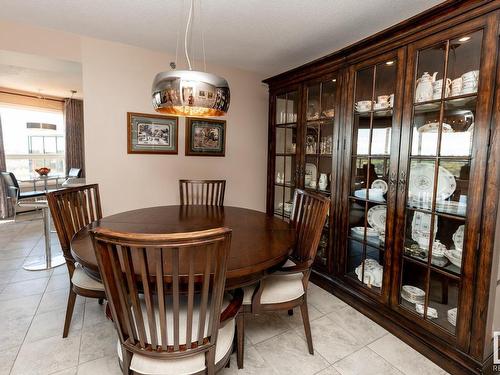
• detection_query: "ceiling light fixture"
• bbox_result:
[385,60,394,66]
[458,36,471,42]
[152,0,230,117]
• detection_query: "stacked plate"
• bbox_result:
[447,308,457,326]
[401,285,425,304]
[444,249,462,268]
[415,304,438,319]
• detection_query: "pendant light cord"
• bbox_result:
[200,0,207,72]
[184,0,194,70]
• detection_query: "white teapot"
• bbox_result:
[415,72,437,103]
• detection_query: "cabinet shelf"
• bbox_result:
[275,122,297,128]
[274,182,295,188]
[403,253,461,280]
[347,235,385,251]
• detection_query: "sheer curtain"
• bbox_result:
[64,99,85,177]
[0,115,13,218]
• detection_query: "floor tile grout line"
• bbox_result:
[8,266,52,374]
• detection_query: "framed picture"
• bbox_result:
[127,112,178,154]
[185,117,226,157]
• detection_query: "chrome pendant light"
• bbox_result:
[152,0,230,117]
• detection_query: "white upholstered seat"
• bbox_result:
[243,259,305,305]
[117,295,235,375]
[71,264,105,291]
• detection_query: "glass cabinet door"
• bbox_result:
[396,29,485,337]
[273,90,298,219]
[344,55,400,296]
[304,77,338,268]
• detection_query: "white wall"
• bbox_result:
[81,38,269,215]
[0,20,270,215]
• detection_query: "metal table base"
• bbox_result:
[23,203,65,271]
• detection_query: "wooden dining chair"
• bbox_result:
[90,226,243,375]
[179,179,226,206]
[46,184,106,338]
[237,189,330,368]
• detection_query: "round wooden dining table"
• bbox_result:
[71,205,295,289]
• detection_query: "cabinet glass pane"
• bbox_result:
[284,156,296,186]
[399,30,484,335]
[307,84,321,121]
[321,80,336,118]
[355,67,374,106]
[275,156,284,184]
[441,98,475,156]
[400,259,428,312]
[274,185,284,217]
[447,31,482,98]
[304,156,318,189]
[415,42,446,103]
[436,160,469,217]
[371,116,392,155]
[276,94,287,124]
[351,157,370,196]
[276,127,285,154]
[354,115,371,155]
[411,106,440,156]
[276,92,298,124]
[285,127,297,154]
[427,271,459,333]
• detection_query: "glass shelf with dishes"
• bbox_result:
[397,30,483,335]
[273,91,299,220]
[346,58,397,295]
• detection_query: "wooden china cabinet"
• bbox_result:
[265,1,500,374]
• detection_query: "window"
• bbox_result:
[0,105,65,180]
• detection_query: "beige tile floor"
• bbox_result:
[0,214,450,375]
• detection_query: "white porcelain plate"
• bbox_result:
[371,179,388,194]
[367,205,386,234]
[452,225,465,251]
[411,211,438,247]
[408,163,456,201]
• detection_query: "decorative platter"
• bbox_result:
[367,205,386,234]
[417,122,453,133]
[408,163,456,202]
[371,179,388,194]
[305,163,317,186]
[444,249,462,268]
[411,211,437,249]
[452,225,465,251]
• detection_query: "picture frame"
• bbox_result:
[127,112,178,154]
[185,117,226,157]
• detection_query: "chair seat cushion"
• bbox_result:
[72,264,105,291]
[19,191,47,199]
[117,295,235,375]
[243,259,305,305]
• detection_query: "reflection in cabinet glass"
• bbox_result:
[398,30,482,335]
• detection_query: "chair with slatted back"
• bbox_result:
[90,226,242,375]
[236,189,330,368]
[179,180,226,206]
[46,184,106,338]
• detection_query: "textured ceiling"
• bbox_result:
[0,50,83,98]
[0,0,442,75]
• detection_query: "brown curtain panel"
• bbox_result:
[0,115,13,218]
[64,99,85,177]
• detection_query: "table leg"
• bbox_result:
[23,207,65,271]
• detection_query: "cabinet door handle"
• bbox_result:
[399,171,407,194]
[389,171,397,190]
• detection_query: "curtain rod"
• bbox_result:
[0,90,66,103]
